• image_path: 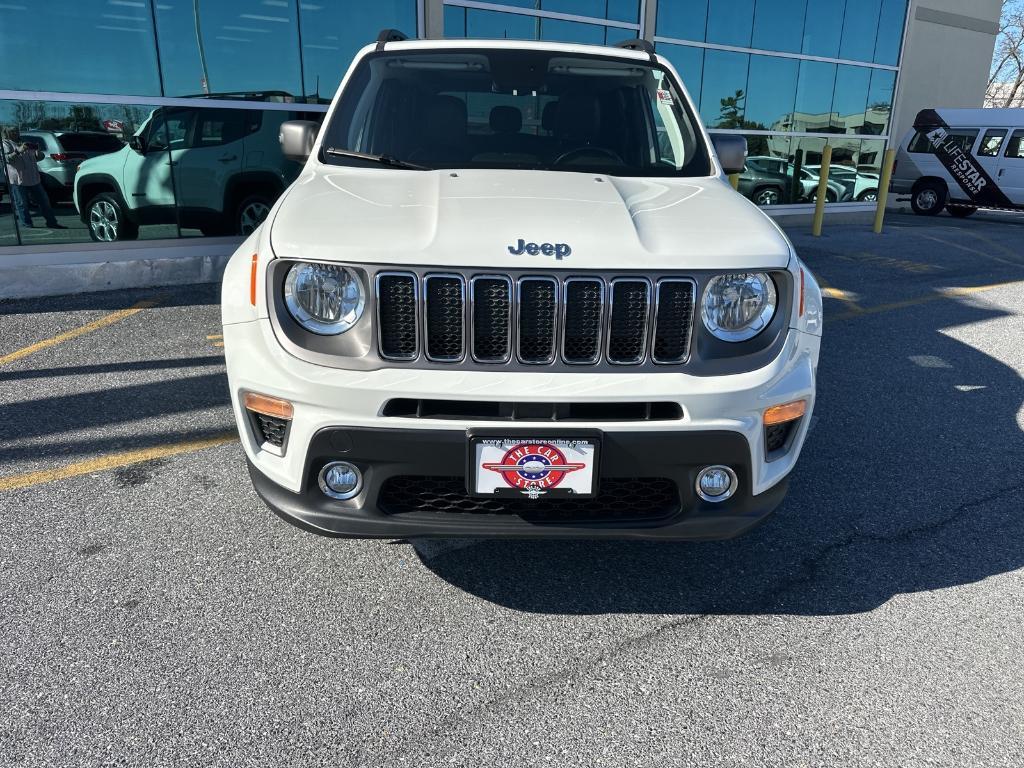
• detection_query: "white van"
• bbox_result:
[893,107,1024,217]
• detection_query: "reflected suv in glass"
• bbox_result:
[73,106,311,242]
[21,130,124,203]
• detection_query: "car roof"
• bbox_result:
[365,37,654,64]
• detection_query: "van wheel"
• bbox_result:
[812,188,838,203]
[910,182,947,216]
[753,187,782,206]
[87,193,139,242]
[237,195,272,235]
[948,206,976,218]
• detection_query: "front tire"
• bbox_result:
[857,189,879,203]
[911,182,947,216]
[236,194,272,236]
[87,192,139,242]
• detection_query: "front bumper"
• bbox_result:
[224,318,818,540]
[247,426,790,540]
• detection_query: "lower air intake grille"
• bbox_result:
[255,414,287,447]
[377,273,418,360]
[378,476,679,522]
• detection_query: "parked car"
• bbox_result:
[742,155,846,204]
[220,32,823,540]
[20,130,124,203]
[73,106,314,242]
[893,107,1024,216]
[738,156,790,205]
[805,163,878,202]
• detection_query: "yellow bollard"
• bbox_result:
[872,148,897,234]
[811,145,832,237]
[729,172,740,190]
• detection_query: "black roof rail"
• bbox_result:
[614,38,656,58]
[376,28,409,51]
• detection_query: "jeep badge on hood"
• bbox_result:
[507,239,572,260]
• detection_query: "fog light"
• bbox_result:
[318,461,362,500]
[696,465,737,503]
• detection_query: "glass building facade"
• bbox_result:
[0,0,907,250]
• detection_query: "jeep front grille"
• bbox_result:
[376,272,695,367]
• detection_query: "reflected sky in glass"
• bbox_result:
[706,0,755,48]
[656,0,709,42]
[745,55,798,131]
[832,65,871,131]
[802,0,844,59]
[839,0,882,63]
[875,0,908,65]
[795,60,837,120]
[699,49,749,128]
[752,0,807,54]
[659,43,705,104]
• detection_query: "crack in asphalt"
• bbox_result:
[384,479,1024,764]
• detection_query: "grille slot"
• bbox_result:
[376,273,418,360]
[562,278,604,364]
[423,274,465,362]
[517,277,558,364]
[607,279,651,364]
[254,414,287,448]
[652,279,695,364]
[378,476,679,522]
[471,276,512,363]
[381,399,683,421]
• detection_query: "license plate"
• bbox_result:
[470,436,599,499]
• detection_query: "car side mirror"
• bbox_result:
[280,120,320,162]
[128,135,146,154]
[711,134,747,176]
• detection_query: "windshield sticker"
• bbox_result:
[657,89,675,106]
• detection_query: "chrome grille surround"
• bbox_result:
[375,270,697,369]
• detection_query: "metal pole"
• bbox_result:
[811,144,832,237]
[873,148,898,234]
[729,173,740,190]
[193,0,210,94]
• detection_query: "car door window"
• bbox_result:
[1004,130,1024,159]
[193,110,247,148]
[147,110,191,152]
[978,129,1008,157]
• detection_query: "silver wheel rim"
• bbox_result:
[89,200,118,241]
[917,189,938,210]
[862,192,878,202]
[239,201,270,235]
[756,189,779,206]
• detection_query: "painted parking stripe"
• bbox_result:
[0,299,158,366]
[0,433,238,493]
[828,280,1021,322]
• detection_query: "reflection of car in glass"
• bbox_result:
[807,164,879,202]
[73,107,310,242]
[221,34,823,541]
[738,156,789,205]
[21,130,124,203]
[741,156,846,205]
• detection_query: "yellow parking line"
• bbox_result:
[0,300,158,367]
[212,341,224,348]
[829,280,1020,322]
[0,433,238,493]
[817,275,864,313]
[206,334,223,340]
[913,232,1023,268]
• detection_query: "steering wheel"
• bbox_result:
[553,146,625,166]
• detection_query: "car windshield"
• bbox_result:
[320,48,711,177]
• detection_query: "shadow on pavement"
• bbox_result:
[413,281,1024,616]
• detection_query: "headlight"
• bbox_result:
[701,272,777,342]
[283,262,365,335]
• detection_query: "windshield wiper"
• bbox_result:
[323,147,430,170]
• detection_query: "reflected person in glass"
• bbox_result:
[1,126,64,229]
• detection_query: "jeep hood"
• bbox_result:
[270,168,793,270]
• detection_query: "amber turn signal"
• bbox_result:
[244,392,294,420]
[764,399,806,426]
[249,253,258,306]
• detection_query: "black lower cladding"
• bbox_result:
[246,427,791,540]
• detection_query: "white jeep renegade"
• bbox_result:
[221,32,823,540]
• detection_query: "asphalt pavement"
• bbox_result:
[1,212,1022,767]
